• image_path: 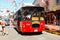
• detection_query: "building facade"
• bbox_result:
[33,0,60,11]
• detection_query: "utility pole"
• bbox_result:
[13,0,17,13]
[21,0,24,7]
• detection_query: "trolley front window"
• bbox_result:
[21,6,45,21]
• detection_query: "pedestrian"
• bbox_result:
[0,22,2,32]
[1,19,7,36]
[52,14,56,25]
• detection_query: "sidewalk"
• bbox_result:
[45,24,60,32]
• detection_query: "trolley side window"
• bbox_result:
[14,10,22,21]
[22,9,31,21]
[18,10,22,21]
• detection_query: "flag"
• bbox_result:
[12,0,15,4]
[6,9,10,12]
[41,0,45,5]
[7,0,10,2]
[7,0,15,3]
[41,0,45,7]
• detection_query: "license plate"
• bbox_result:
[34,29,38,32]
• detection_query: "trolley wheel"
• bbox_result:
[40,32,42,34]
[38,32,42,34]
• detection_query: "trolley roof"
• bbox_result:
[21,6,44,11]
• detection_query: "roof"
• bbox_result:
[22,6,44,11]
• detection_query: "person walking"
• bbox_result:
[1,19,7,36]
[52,14,56,25]
[0,22,2,32]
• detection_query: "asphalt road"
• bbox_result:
[0,26,60,40]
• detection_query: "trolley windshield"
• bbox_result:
[19,6,44,21]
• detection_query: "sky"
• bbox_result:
[0,0,34,13]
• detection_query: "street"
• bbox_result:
[0,0,60,40]
[0,26,60,40]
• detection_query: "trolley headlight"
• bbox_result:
[40,17,44,20]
